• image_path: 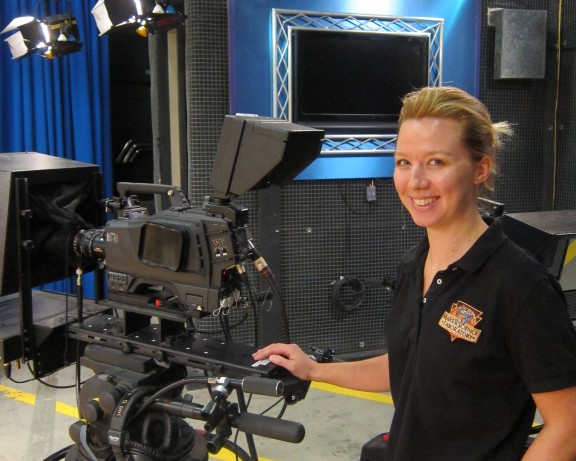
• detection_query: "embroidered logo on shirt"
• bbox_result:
[438,300,483,343]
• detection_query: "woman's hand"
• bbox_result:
[254,345,391,392]
[253,343,318,381]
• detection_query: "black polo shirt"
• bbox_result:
[386,219,576,461]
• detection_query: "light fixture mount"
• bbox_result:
[1,10,82,59]
[91,0,186,36]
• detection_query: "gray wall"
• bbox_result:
[183,0,576,355]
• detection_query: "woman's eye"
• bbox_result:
[396,158,409,167]
[429,158,444,166]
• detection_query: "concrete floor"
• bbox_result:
[0,363,394,461]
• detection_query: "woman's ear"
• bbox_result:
[474,155,492,185]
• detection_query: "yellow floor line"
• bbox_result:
[311,381,394,405]
[0,383,36,405]
[56,400,80,418]
[210,451,273,461]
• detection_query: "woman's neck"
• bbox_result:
[426,215,488,272]
[422,216,487,297]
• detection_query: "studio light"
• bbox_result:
[1,12,82,60]
[91,0,186,37]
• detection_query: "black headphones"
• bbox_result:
[124,415,197,461]
[107,386,154,461]
[106,383,202,461]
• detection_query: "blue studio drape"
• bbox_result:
[0,0,112,297]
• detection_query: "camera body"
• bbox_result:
[77,188,246,319]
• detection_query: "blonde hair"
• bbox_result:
[398,86,512,191]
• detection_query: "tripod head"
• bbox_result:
[64,345,306,461]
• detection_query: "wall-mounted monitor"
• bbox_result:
[290,28,430,134]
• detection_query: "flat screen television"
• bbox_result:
[290,28,430,134]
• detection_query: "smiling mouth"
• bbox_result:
[412,197,437,206]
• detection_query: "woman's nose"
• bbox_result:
[410,166,429,188]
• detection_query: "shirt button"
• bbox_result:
[451,267,458,272]
[436,278,442,285]
[423,297,427,303]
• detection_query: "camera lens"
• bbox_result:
[72,228,106,261]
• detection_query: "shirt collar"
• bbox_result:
[457,218,508,273]
[405,218,508,273]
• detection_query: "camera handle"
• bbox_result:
[145,376,304,459]
[116,182,191,209]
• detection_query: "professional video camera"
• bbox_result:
[0,115,327,461]
[72,181,253,320]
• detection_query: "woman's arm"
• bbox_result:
[523,386,576,460]
[253,343,391,393]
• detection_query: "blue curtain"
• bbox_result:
[0,0,112,296]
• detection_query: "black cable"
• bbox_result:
[61,231,73,368]
[232,388,253,461]
[264,273,290,343]
[338,183,374,216]
[232,415,242,461]
[220,313,232,341]
[63,232,86,409]
[238,268,259,346]
[4,357,73,386]
[41,444,73,461]
[243,240,291,344]
[222,439,252,461]
[22,361,78,389]
[259,396,287,418]
[74,340,83,415]
[331,276,365,312]
[195,309,249,335]
[5,372,35,385]
[133,376,207,420]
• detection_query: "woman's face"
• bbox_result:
[393,116,491,232]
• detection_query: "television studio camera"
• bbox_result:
[0,115,326,461]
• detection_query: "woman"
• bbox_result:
[253,86,576,460]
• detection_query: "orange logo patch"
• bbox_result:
[438,300,483,343]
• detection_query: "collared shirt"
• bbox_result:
[386,219,576,461]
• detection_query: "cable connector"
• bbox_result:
[249,244,272,277]
[366,180,376,202]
